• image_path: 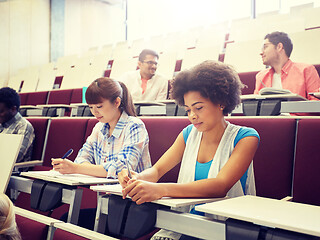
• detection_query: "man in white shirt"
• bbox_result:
[118,49,168,101]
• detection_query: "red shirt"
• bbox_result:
[254,60,320,101]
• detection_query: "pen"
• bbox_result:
[124,155,132,179]
[62,148,73,159]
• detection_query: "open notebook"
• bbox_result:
[258,87,293,95]
[0,134,23,193]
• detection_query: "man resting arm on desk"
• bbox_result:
[254,31,320,101]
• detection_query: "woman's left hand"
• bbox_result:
[122,180,165,205]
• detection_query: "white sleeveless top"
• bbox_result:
[178,122,256,198]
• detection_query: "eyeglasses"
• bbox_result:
[261,43,273,51]
[143,61,158,66]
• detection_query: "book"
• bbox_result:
[21,170,118,185]
[259,87,293,95]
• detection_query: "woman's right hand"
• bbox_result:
[118,169,139,188]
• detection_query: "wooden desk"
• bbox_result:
[195,195,320,237]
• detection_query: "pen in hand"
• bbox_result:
[124,155,132,179]
[62,148,74,159]
[53,148,74,167]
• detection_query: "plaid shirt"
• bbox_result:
[75,111,151,178]
[0,112,35,163]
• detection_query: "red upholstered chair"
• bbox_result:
[14,192,52,217]
[292,118,320,206]
[85,118,99,140]
[47,89,73,105]
[226,117,297,200]
[140,117,190,183]
[70,88,83,104]
[19,92,29,105]
[25,91,49,105]
[40,118,89,167]
[26,118,50,161]
[238,71,259,95]
[53,229,89,240]
[15,214,49,240]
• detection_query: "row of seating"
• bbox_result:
[8,24,320,93]
[11,116,320,239]
[19,88,83,106]
[16,62,320,114]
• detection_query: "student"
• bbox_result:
[254,31,320,100]
[118,49,168,101]
[118,61,260,240]
[0,193,22,240]
[52,77,151,179]
[0,87,35,167]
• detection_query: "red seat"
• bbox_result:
[19,92,29,105]
[16,214,49,240]
[85,118,99,140]
[41,118,89,167]
[70,88,83,104]
[25,91,49,106]
[293,118,320,206]
[227,117,297,199]
[53,229,89,240]
[141,117,190,183]
[47,89,73,105]
[238,71,259,95]
[26,118,50,161]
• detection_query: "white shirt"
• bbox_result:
[272,73,282,89]
[117,70,168,101]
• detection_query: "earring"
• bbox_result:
[220,105,224,110]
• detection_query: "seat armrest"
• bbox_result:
[15,160,43,169]
[281,196,293,201]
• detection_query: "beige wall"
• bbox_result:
[0,0,50,87]
[0,0,125,88]
[64,0,126,56]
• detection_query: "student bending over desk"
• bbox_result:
[118,61,260,240]
[52,77,151,178]
[52,77,152,230]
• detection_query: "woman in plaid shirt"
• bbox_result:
[52,77,151,178]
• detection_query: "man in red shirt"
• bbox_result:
[254,31,320,100]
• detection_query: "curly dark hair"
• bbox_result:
[172,60,244,115]
[0,87,20,110]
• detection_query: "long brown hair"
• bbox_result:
[85,77,136,116]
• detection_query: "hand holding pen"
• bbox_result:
[51,148,74,174]
[125,154,132,179]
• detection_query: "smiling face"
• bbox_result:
[184,91,224,132]
[138,54,158,79]
[89,97,121,126]
[260,39,280,66]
